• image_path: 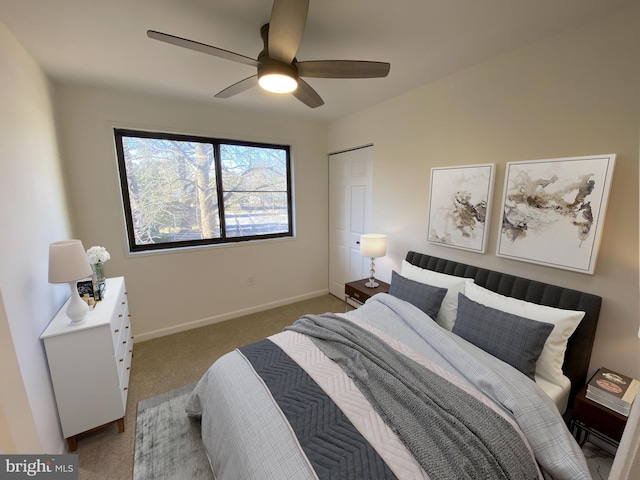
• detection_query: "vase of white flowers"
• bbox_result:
[86,246,110,300]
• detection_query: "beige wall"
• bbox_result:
[329,7,640,380]
[0,20,72,453]
[53,85,329,340]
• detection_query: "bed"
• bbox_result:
[186,251,602,480]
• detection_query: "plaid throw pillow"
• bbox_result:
[453,293,554,379]
[389,271,448,319]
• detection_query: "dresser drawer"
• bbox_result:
[109,290,127,350]
[115,331,128,377]
[116,313,132,376]
[120,333,133,408]
[115,303,130,347]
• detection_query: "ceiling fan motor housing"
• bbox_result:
[256,22,299,93]
[257,59,299,82]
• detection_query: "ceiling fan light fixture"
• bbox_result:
[258,62,299,94]
[259,73,298,93]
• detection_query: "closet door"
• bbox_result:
[329,146,373,299]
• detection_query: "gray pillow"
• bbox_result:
[388,271,448,319]
[452,293,554,379]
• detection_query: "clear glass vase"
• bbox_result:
[92,262,107,300]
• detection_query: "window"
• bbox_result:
[114,129,293,252]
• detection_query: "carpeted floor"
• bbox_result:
[75,293,345,480]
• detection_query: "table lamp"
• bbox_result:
[360,234,387,288]
[48,239,93,323]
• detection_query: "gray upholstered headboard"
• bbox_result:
[405,251,602,407]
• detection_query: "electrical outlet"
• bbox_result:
[247,275,255,286]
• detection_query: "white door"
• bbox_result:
[329,145,373,299]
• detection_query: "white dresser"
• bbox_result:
[41,276,133,452]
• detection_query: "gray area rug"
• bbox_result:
[134,383,214,480]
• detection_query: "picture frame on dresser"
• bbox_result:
[76,279,94,298]
[41,276,132,452]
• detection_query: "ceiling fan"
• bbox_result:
[147,0,390,108]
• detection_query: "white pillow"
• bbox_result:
[464,282,585,386]
[401,260,474,330]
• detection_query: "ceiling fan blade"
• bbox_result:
[293,79,324,108]
[215,75,259,98]
[268,0,309,63]
[297,60,391,79]
[147,30,258,67]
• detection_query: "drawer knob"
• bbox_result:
[119,358,123,362]
[114,329,120,333]
[122,301,126,305]
[123,387,128,391]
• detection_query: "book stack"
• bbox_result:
[586,367,639,417]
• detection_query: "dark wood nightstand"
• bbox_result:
[344,278,390,311]
[570,376,629,448]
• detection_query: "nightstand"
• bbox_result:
[344,278,390,311]
[570,376,628,449]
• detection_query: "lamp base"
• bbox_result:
[66,281,89,324]
[365,256,379,288]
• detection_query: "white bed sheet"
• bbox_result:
[536,374,571,414]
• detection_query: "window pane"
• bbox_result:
[220,144,287,191]
[220,144,289,238]
[120,136,219,245]
[225,192,290,237]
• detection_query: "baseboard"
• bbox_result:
[133,289,331,343]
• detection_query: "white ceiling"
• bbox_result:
[0,0,634,122]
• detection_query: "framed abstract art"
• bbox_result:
[497,154,616,274]
[427,163,495,253]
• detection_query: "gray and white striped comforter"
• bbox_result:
[186,293,591,480]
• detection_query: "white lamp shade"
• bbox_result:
[48,240,93,284]
[360,234,387,258]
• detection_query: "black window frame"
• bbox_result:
[114,128,294,253]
